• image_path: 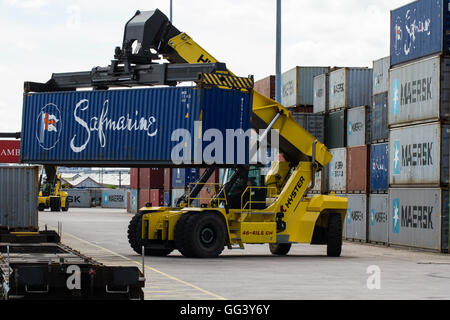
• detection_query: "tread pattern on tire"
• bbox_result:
[127,212,174,257]
[327,213,343,257]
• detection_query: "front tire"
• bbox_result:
[175,213,226,258]
[127,212,174,257]
[269,243,292,256]
[327,214,343,257]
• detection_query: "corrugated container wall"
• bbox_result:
[373,57,390,95]
[347,106,370,147]
[65,189,92,208]
[171,188,186,207]
[21,86,252,166]
[139,168,164,189]
[0,166,39,231]
[127,189,138,214]
[102,189,127,209]
[371,93,389,143]
[172,168,201,188]
[130,168,139,189]
[329,68,373,111]
[291,113,326,144]
[163,191,171,207]
[139,189,151,208]
[347,146,369,193]
[390,0,450,67]
[370,143,389,193]
[164,168,172,191]
[389,122,449,186]
[368,194,389,244]
[389,188,449,253]
[150,189,164,206]
[282,67,330,107]
[313,73,329,114]
[328,148,347,193]
[345,194,367,241]
[310,169,329,194]
[327,110,347,149]
[389,55,450,127]
[254,75,276,100]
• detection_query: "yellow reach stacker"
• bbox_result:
[123,10,348,258]
[26,9,348,259]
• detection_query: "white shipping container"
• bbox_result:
[328,148,347,193]
[282,66,330,107]
[389,122,450,186]
[345,194,367,241]
[329,68,373,111]
[389,55,450,126]
[373,56,390,95]
[313,73,329,114]
[388,188,449,252]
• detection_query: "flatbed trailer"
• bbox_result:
[0,233,145,300]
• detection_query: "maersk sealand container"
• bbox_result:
[21,86,252,166]
[390,0,450,67]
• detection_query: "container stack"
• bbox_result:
[368,56,390,245]
[386,0,450,253]
[172,168,200,207]
[326,67,373,242]
[199,168,221,206]
[282,66,330,113]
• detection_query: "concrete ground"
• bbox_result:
[39,208,450,300]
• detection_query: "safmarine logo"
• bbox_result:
[393,20,403,57]
[392,198,400,234]
[392,140,401,175]
[36,104,62,150]
[392,80,400,116]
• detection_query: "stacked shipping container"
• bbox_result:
[385,0,450,252]
[368,56,390,245]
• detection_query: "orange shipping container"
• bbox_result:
[346,146,369,193]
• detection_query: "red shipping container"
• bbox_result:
[164,168,172,191]
[130,168,139,189]
[199,168,220,205]
[139,168,164,189]
[139,189,151,208]
[347,146,369,193]
[290,106,313,113]
[0,140,20,163]
[150,189,165,206]
[254,76,276,100]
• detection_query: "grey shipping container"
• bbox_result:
[171,188,186,207]
[347,106,370,147]
[373,57,390,95]
[0,166,39,231]
[329,68,373,111]
[282,66,330,107]
[390,122,450,186]
[345,194,367,241]
[371,93,389,143]
[310,169,329,194]
[102,189,127,209]
[313,73,329,114]
[389,55,450,127]
[327,110,346,149]
[368,194,389,244]
[291,113,325,144]
[389,188,449,253]
[65,189,92,208]
[128,189,138,214]
[328,148,347,193]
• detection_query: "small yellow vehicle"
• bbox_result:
[125,10,348,258]
[38,166,69,212]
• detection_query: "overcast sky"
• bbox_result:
[0,0,411,132]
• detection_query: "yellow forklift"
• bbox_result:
[38,166,69,212]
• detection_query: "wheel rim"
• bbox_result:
[200,226,215,246]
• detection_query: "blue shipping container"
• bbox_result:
[370,143,389,193]
[163,191,171,207]
[390,0,450,67]
[21,86,252,166]
[172,168,201,188]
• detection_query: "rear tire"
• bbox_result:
[127,212,174,257]
[327,214,343,257]
[38,203,46,212]
[175,213,226,258]
[269,243,292,256]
